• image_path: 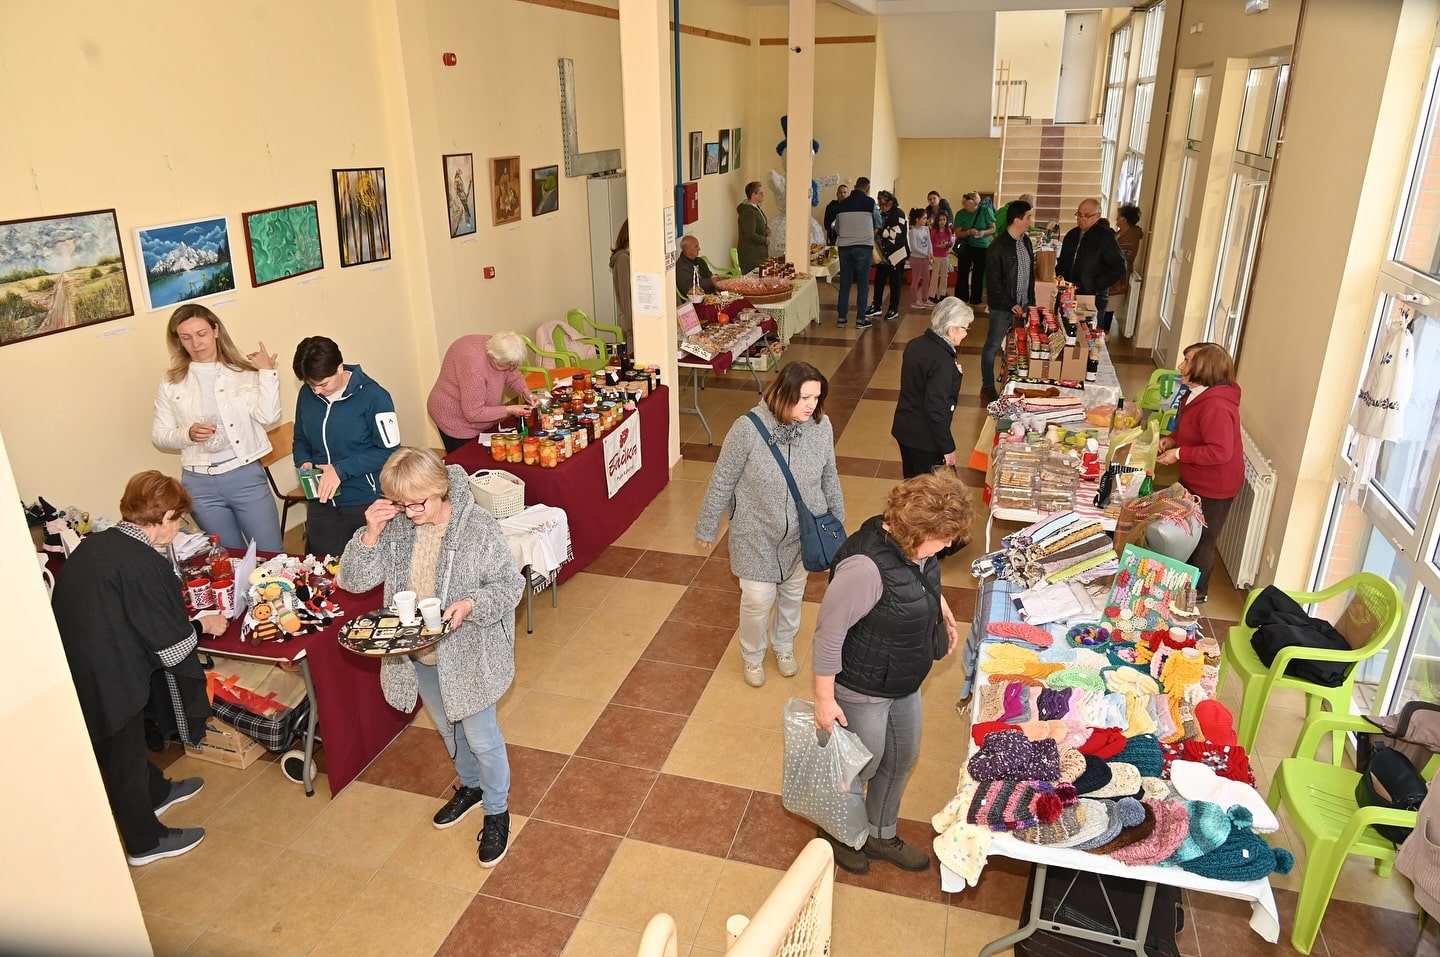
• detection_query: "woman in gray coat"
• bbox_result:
[339,448,525,868]
[695,362,846,688]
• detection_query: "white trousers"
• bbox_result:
[737,561,809,665]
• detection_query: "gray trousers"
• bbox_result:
[839,689,923,839]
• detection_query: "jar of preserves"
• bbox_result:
[489,435,508,463]
[521,436,540,466]
[505,435,523,464]
[539,439,558,469]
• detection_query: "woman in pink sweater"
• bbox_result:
[427,333,536,452]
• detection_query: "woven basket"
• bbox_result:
[468,469,525,519]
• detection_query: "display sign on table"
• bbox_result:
[603,408,643,498]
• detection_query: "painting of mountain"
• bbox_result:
[134,215,235,311]
[0,209,134,347]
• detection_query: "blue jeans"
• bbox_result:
[181,461,283,552]
[837,245,872,322]
[979,308,1017,392]
[838,689,923,838]
[413,661,510,815]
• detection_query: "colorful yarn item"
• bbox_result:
[988,621,1056,648]
[1046,669,1106,694]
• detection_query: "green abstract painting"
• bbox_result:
[242,201,324,287]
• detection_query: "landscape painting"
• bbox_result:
[704,142,720,175]
[332,167,392,266]
[0,209,134,347]
[135,215,235,311]
[242,201,324,287]
[531,164,559,217]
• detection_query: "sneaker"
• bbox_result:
[1196,593,1209,605]
[864,834,931,871]
[434,784,485,829]
[885,309,899,320]
[856,317,873,329]
[154,777,204,816]
[478,811,511,868]
[126,827,205,866]
[818,827,869,874]
[930,296,942,304]
[836,319,848,327]
[743,661,766,687]
[774,651,799,678]
[865,305,882,318]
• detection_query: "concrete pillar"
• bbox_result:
[784,0,817,265]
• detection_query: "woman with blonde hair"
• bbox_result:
[150,304,283,551]
[811,469,973,873]
[339,447,525,867]
[427,332,537,452]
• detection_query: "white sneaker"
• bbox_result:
[743,662,766,687]
[775,652,799,678]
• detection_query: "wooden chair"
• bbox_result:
[259,422,309,533]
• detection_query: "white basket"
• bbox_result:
[468,469,525,519]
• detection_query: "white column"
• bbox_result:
[784,0,817,265]
[619,0,681,462]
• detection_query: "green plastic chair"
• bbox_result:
[547,322,611,372]
[1267,712,1440,954]
[1137,368,1182,434]
[518,334,574,388]
[730,247,744,276]
[704,253,740,279]
[565,307,624,351]
[1220,572,1403,764]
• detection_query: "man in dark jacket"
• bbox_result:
[981,200,1036,402]
[823,183,849,246]
[833,177,879,328]
[1056,198,1127,315]
[675,235,715,296]
[891,297,972,477]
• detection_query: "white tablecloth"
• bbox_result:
[755,275,819,344]
[502,504,571,588]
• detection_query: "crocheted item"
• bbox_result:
[977,685,1007,724]
[1166,800,1241,864]
[1087,800,1157,855]
[1046,669,1107,694]
[967,780,1065,831]
[1159,696,1188,745]
[1117,734,1165,777]
[1073,755,1113,795]
[1087,762,1143,799]
[987,673,1047,687]
[1080,693,1129,730]
[1124,693,1158,737]
[989,621,1055,648]
[1111,799,1191,867]
[1002,681,1025,720]
[1057,747,1086,784]
[1015,803,1084,846]
[1106,668,1160,696]
[1037,688,1073,721]
[1181,739,1256,786]
[970,720,1014,748]
[1039,643,1078,664]
[1195,700,1238,745]
[969,729,1061,781]
[932,777,994,886]
[1069,648,1113,672]
[1160,648,1205,699]
[1141,776,1180,801]
[983,644,1041,674]
[1078,727,1127,759]
[1168,760,1278,832]
[1179,827,1295,882]
[1021,661,1066,680]
[1011,719,1072,744]
[1003,686,1034,724]
[1074,797,1147,851]
[1154,696,1178,742]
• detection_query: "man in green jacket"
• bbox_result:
[737,181,770,274]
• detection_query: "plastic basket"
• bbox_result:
[468,469,525,519]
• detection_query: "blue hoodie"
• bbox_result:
[292,364,400,507]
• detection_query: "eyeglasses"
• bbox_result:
[393,500,427,514]
[1076,210,1099,220]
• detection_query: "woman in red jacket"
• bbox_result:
[1156,342,1243,603]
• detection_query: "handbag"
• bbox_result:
[1355,743,1428,843]
[747,412,847,572]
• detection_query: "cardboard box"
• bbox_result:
[1045,339,1090,385]
[185,717,266,769]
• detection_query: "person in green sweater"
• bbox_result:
[953,191,996,311]
[736,181,770,274]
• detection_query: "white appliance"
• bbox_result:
[587,175,628,328]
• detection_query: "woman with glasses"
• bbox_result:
[890,298,972,479]
[292,336,401,558]
[339,447,525,868]
[427,332,538,453]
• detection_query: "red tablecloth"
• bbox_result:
[677,316,776,377]
[201,582,414,796]
[446,385,671,584]
[692,296,755,324]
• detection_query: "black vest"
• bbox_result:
[831,516,942,698]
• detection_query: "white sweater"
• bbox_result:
[151,364,282,469]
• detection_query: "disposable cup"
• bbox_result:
[393,590,418,625]
[419,598,444,631]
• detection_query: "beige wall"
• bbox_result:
[996,10,1066,123]
[898,138,1004,210]
[870,21,902,194]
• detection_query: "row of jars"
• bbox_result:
[490,403,633,468]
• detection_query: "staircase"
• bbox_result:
[996,121,1104,226]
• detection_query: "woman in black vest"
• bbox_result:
[811,470,973,874]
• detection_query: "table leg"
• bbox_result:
[522,564,534,634]
[677,366,714,445]
[984,510,995,552]
[297,656,319,797]
[979,862,1050,957]
[979,865,1161,957]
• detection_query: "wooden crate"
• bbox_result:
[185,717,266,769]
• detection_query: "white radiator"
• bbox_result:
[1216,426,1275,589]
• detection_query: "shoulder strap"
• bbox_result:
[746,412,806,511]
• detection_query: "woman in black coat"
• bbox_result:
[51,471,229,866]
[890,297,973,478]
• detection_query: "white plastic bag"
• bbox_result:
[781,697,874,849]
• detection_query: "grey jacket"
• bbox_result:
[695,403,845,583]
[338,465,525,721]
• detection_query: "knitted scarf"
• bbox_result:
[408,521,447,665]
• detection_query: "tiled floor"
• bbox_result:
[133,283,1421,956]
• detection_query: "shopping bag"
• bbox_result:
[1114,482,1205,557]
[781,697,873,849]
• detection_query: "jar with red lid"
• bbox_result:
[521,436,540,466]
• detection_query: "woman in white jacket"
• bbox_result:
[151,305,284,552]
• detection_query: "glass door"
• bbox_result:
[1206,170,1268,358]
[1156,154,1196,358]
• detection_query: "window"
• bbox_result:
[1100,22,1132,211]
[1396,52,1440,275]
[1187,75,1211,143]
[1236,64,1289,161]
[1119,2,1166,204]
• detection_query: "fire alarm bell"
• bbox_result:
[484,266,496,279]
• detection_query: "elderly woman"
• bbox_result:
[51,471,229,866]
[339,447,525,867]
[696,361,846,688]
[150,304,283,552]
[426,332,537,453]
[891,298,972,478]
[1156,343,1243,603]
[953,191,996,309]
[812,470,973,874]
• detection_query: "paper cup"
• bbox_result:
[393,590,418,625]
[419,597,444,631]
[187,578,215,609]
[212,578,236,614]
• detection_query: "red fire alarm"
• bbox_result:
[484,266,496,279]
[442,52,457,66]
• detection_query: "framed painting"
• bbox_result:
[443,153,476,238]
[718,129,731,174]
[491,156,522,226]
[0,209,134,347]
[332,167,391,267]
[704,142,720,175]
[134,215,235,311]
[531,165,559,217]
[732,127,742,171]
[242,201,324,287]
[689,132,703,181]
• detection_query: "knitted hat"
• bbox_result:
[1087,800,1157,855]
[1078,727,1127,759]
[1166,800,1239,864]
[1074,797,1147,851]
[1168,760,1280,833]
[1141,777,1180,802]
[970,719,1013,748]
[1086,762,1143,800]
[1179,826,1296,883]
[1022,738,1063,781]
[1057,747,1086,784]
[1073,754,1113,795]
[967,780,1066,831]
[1056,799,1115,848]
[1116,734,1164,777]
[1015,803,1085,846]
[1111,799,1191,867]
[968,729,1033,781]
[978,685,1007,724]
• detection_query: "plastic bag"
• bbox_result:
[781,697,874,849]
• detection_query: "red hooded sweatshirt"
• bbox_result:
[1173,382,1243,499]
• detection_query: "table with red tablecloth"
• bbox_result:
[677,315,776,444]
[445,385,671,585]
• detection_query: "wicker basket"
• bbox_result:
[469,469,525,519]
